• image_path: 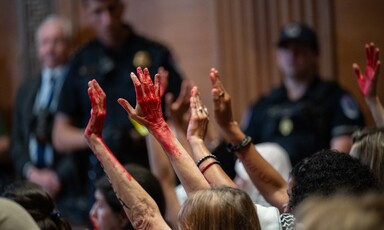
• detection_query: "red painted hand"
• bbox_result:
[85,79,106,138]
[158,66,169,98]
[118,67,165,130]
[353,42,381,97]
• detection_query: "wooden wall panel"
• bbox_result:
[0,0,19,116]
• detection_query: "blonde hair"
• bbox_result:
[178,187,261,230]
[352,128,384,189]
[295,193,384,230]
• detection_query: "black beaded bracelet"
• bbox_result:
[196,154,218,168]
[226,136,252,153]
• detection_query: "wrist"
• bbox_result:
[220,121,245,144]
[365,96,380,106]
[188,138,210,160]
[226,136,252,154]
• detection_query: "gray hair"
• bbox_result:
[35,15,73,43]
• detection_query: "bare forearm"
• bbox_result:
[220,121,288,210]
[149,122,210,195]
[87,135,169,229]
[366,96,384,127]
[145,134,180,229]
[189,138,236,187]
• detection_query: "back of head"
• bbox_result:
[351,128,384,189]
[294,193,384,230]
[0,197,40,230]
[178,187,261,230]
[288,149,378,211]
[2,181,71,230]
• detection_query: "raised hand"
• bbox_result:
[158,66,169,98]
[353,42,381,97]
[186,86,209,142]
[165,80,193,131]
[209,68,235,128]
[85,79,106,138]
[118,67,165,130]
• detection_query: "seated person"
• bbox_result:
[90,163,165,230]
[294,192,384,230]
[83,68,262,229]
[2,180,71,230]
[0,197,39,230]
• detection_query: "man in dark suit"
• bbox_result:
[52,0,183,223]
[11,15,83,224]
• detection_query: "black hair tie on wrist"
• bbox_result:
[226,136,252,153]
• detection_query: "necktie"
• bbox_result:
[35,72,57,168]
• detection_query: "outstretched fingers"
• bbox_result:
[85,79,106,137]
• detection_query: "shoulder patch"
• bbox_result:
[340,95,359,120]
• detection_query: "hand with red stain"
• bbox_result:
[84,78,171,230]
[158,66,169,98]
[353,42,381,98]
[84,79,106,138]
[119,67,210,196]
[118,67,165,131]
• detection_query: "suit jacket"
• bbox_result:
[11,74,75,184]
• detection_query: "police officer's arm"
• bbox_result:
[209,68,288,212]
[52,113,88,153]
[85,79,170,230]
[118,67,210,196]
[353,42,384,128]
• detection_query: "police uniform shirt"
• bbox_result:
[57,25,183,170]
[244,77,364,166]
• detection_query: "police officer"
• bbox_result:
[243,22,364,166]
[52,0,183,223]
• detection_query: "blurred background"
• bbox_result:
[1,0,383,129]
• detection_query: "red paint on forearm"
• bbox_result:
[150,123,182,157]
[92,136,133,181]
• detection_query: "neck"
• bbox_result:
[284,74,314,101]
[106,26,128,50]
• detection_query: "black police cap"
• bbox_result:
[277,22,319,53]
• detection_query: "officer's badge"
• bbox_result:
[133,51,151,68]
[340,95,359,120]
[279,117,293,136]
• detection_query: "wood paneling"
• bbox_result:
[0,1,19,114]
